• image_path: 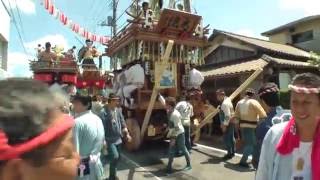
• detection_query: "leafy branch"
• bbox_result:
[308,51,320,67]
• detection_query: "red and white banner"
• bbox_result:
[42,0,110,44]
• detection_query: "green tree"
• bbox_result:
[308,52,320,67]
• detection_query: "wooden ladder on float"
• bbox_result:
[140,40,175,139]
[191,67,264,136]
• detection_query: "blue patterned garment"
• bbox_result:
[73,111,105,180]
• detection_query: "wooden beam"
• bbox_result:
[191,68,264,136]
[140,40,175,139]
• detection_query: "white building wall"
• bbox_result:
[0,1,10,71]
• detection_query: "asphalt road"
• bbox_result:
[103,140,256,180]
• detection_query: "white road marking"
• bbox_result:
[121,153,163,180]
[195,143,252,160]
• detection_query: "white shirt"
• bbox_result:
[125,64,145,85]
[167,110,184,138]
[221,97,235,126]
[175,101,194,126]
[189,68,204,88]
[291,142,312,180]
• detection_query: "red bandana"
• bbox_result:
[0,114,75,161]
[276,117,320,180]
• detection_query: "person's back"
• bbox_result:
[72,95,105,180]
[74,112,104,157]
[253,83,291,169]
[168,109,185,137]
[235,97,266,128]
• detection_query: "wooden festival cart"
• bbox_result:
[107,7,207,150]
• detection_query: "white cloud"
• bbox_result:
[235,29,268,40]
[7,52,33,77]
[25,34,70,53]
[7,0,36,15]
[279,0,320,15]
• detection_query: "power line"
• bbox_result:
[115,0,138,23]
[14,0,26,39]
[7,0,28,55]
[0,0,11,17]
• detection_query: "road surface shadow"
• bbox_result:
[148,168,199,180]
[193,148,224,164]
[122,140,168,167]
[224,161,256,173]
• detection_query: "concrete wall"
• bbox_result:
[0,2,10,71]
[268,19,320,53]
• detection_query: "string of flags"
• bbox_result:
[41,0,110,44]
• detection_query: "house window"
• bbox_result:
[291,30,313,44]
[279,72,291,90]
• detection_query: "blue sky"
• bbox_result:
[4,0,320,77]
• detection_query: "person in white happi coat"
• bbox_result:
[122,61,145,107]
[175,96,194,152]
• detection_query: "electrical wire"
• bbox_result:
[14,0,26,39]
[0,0,11,17]
[6,0,28,55]
[115,0,138,23]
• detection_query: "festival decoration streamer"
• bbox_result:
[41,0,110,44]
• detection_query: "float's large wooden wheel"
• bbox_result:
[124,118,141,151]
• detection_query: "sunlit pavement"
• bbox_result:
[103,139,255,180]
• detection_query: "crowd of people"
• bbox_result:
[0,72,319,180]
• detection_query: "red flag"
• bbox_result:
[92,35,97,41]
[63,17,68,25]
[49,4,54,14]
[87,32,92,40]
[72,24,80,33]
[44,0,50,9]
[60,13,67,25]
[82,30,87,38]
[102,36,109,44]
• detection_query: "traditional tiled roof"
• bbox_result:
[208,30,311,59]
[201,55,315,78]
[262,15,320,36]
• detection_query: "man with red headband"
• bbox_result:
[256,73,320,180]
[0,79,79,180]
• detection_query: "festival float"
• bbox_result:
[107,0,209,150]
[30,0,111,95]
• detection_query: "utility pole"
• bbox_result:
[112,0,117,37]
